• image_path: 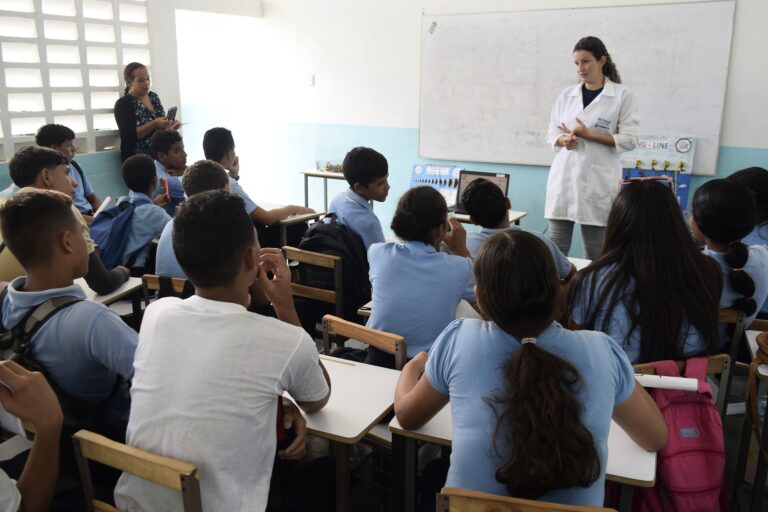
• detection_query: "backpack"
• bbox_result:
[632,357,726,512]
[297,213,371,324]
[89,196,151,269]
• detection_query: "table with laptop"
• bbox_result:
[448,170,526,226]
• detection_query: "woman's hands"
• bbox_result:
[558,118,616,148]
[151,117,181,131]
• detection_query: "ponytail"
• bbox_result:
[725,242,757,316]
[602,54,622,84]
[390,186,447,243]
[491,339,601,499]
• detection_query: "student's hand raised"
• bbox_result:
[257,248,294,308]
[0,361,62,435]
[278,398,307,461]
[228,156,240,180]
[443,218,470,258]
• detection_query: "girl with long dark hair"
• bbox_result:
[568,181,722,363]
[394,230,666,506]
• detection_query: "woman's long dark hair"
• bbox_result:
[123,62,146,95]
[390,186,447,243]
[693,179,758,316]
[574,36,621,84]
[477,231,600,499]
[568,181,721,363]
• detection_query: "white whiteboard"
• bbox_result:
[419,1,734,175]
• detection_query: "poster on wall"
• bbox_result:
[620,135,697,207]
[410,164,463,206]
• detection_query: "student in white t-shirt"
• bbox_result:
[115,190,331,512]
[0,360,63,512]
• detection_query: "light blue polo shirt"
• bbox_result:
[329,188,384,250]
[570,265,708,363]
[1,277,138,420]
[69,161,95,213]
[228,177,258,215]
[155,219,185,279]
[426,319,635,506]
[118,191,171,268]
[704,244,768,342]
[153,161,186,217]
[366,241,475,357]
[743,223,768,316]
[0,183,19,199]
[467,226,572,279]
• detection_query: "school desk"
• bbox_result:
[453,210,527,226]
[733,330,768,511]
[259,201,326,246]
[290,355,400,512]
[569,257,591,271]
[301,169,347,211]
[75,276,143,317]
[389,406,657,512]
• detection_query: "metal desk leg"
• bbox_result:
[333,442,350,512]
[131,290,142,325]
[304,174,309,208]
[732,413,754,511]
[323,178,329,211]
[391,434,418,512]
[750,407,768,511]
[618,484,634,512]
[280,225,288,248]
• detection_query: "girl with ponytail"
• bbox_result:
[692,179,768,340]
[364,186,475,368]
[395,231,667,507]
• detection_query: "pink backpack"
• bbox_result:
[632,358,727,512]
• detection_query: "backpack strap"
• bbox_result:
[70,160,86,185]
[8,296,83,360]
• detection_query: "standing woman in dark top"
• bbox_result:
[544,36,639,260]
[114,63,180,162]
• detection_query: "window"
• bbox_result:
[0,0,151,161]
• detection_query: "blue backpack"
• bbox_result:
[89,196,151,269]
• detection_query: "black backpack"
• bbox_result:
[297,214,372,324]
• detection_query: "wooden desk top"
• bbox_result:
[75,277,143,306]
[390,406,657,487]
[280,211,326,225]
[294,355,400,444]
[300,170,347,179]
[453,210,527,225]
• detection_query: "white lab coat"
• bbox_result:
[544,79,639,226]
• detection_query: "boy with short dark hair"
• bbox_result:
[36,123,102,221]
[0,146,129,293]
[462,178,575,280]
[115,190,331,511]
[328,146,390,250]
[149,130,187,216]
[0,190,137,428]
[202,127,313,246]
[118,154,172,274]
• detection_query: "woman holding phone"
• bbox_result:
[114,62,180,162]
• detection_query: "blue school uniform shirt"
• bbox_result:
[119,191,171,268]
[329,188,384,250]
[426,319,635,507]
[153,161,186,216]
[1,277,138,420]
[703,244,768,342]
[743,223,768,316]
[0,183,19,199]
[69,161,95,213]
[570,265,708,363]
[467,226,572,279]
[366,241,475,357]
[228,177,258,215]
[155,219,186,278]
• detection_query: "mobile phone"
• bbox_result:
[166,106,178,122]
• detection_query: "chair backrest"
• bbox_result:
[142,274,194,303]
[72,429,202,512]
[718,308,747,420]
[284,246,344,316]
[437,487,616,512]
[322,314,406,369]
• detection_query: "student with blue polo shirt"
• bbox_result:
[394,231,667,508]
[36,124,102,221]
[118,155,172,275]
[461,178,574,280]
[149,130,187,216]
[0,190,138,431]
[156,160,230,279]
[328,147,390,250]
[365,186,474,368]
[568,181,721,363]
[692,179,768,344]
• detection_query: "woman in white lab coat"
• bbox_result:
[545,36,639,260]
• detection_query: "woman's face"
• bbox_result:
[573,50,606,84]
[127,67,150,96]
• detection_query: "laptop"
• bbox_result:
[448,170,511,215]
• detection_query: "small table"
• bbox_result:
[301,170,347,211]
[453,210,527,226]
[293,355,400,512]
[389,406,656,512]
[278,211,326,246]
[75,277,144,318]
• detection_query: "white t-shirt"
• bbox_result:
[0,470,20,512]
[114,296,329,512]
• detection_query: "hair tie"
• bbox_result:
[521,337,537,346]
[733,267,745,272]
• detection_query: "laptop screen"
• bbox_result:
[457,171,510,203]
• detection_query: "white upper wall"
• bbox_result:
[154,0,767,149]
